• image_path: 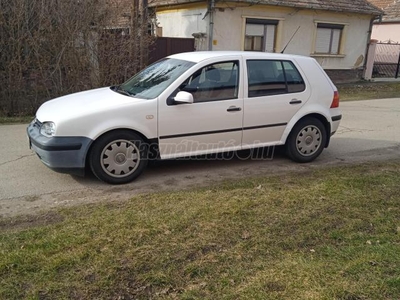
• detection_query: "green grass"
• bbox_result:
[337,81,400,101]
[1,161,400,299]
[0,116,33,125]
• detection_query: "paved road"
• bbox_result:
[1,98,399,217]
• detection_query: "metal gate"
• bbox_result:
[148,37,195,64]
[372,42,400,78]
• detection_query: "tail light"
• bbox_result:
[331,91,340,108]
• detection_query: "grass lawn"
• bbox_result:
[337,81,400,101]
[0,116,33,125]
[1,161,400,299]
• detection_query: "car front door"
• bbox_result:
[158,58,244,159]
[242,58,311,148]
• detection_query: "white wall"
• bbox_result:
[156,7,209,50]
[156,3,373,70]
[372,23,400,43]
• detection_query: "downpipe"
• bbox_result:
[208,0,215,50]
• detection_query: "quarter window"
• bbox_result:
[247,60,305,97]
[315,23,344,55]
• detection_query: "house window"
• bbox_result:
[244,19,278,52]
[315,23,344,55]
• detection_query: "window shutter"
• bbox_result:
[331,29,341,54]
[245,24,264,36]
[315,28,331,54]
[265,25,275,52]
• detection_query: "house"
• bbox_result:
[148,0,383,82]
[369,0,400,43]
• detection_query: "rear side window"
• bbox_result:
[247,60,305,98]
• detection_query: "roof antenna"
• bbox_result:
[281,26,301,54]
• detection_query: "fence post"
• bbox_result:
[364,39,378,80]
[396,51,400,79]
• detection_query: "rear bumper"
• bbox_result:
[27,121,93,176]
[331,114,342,136]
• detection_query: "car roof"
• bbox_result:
[167,51,310,63]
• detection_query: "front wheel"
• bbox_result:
[286,117,327,163]
[89,131,148,184]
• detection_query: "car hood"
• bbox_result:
[36,87,144,123]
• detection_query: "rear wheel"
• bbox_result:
[89,131,148,184]
[286,117,327,163]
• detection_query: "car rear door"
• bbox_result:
[242,58,311,148]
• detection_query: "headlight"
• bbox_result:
[40,122,56,137]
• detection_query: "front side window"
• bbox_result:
[117,58,195,99]
[244,19,277,52]
[315,23,344,55]
[176,61,239,103]
[247,60,305,97]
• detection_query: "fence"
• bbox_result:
[149,37,196,64]
[373,43,400,79]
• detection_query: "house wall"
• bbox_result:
[156,4,209,50]
[213,5,372,71]
[155,3,374,81]
[372,23,400,43]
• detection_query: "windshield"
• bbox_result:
[115,58,195,99]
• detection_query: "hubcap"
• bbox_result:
[100,140,140,178]
[296,125,322,156]
[115,153,126,164]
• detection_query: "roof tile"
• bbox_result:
[149,0,383,15]
[382,0,400,21]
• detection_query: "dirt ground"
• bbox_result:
[1,98,399,219]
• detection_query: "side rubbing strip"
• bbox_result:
[332,115,342,122]
[244,123,287,131]
[159,123,287,140]
[159,127,242,140]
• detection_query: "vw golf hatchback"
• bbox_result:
[28,51,342,184]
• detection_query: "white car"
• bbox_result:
[27,51,342,184]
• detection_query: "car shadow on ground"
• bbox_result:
[70,146,287,186]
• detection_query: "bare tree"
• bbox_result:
[0,0,155,116]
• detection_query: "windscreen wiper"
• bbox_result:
[114,86,136,97]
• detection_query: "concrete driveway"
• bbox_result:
[1,98,399,217]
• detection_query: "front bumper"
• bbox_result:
[27,120,93,176]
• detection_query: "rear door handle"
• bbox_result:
[290,99,302,105]
[227,106,242,112]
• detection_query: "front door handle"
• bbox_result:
[227,106,242,112]
[290,99,302,105]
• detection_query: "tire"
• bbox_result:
[89,130,148,184]
[286,117,327,163]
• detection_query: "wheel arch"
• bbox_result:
[285,113,331,148]
[84,128,158,170]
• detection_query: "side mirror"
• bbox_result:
[174,91,194,104]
